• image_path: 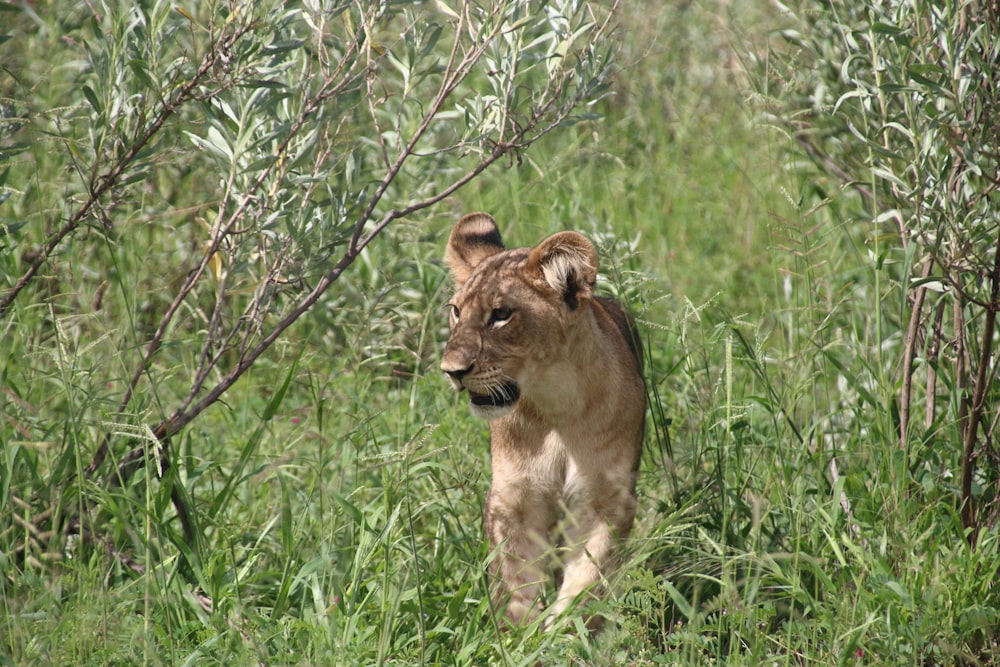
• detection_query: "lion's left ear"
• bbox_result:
[445,213,506,286]
[527,231,598,310]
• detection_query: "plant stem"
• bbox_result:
[899,257,933,450]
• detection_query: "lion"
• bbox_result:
[441,212,645,626]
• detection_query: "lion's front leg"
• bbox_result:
[550,465,637,622]
[484,483,557,625]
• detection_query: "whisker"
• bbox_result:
[497,383,512,402]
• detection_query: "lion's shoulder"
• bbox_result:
[593,295,643,374]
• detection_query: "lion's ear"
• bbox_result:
[445,213,505,286]
[528,231,598,310]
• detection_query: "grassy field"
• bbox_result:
[3,0,1000,665]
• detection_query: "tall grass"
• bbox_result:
[3,1,1000,665]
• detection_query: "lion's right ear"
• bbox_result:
[527,231,598,310]
[445,213,505,286]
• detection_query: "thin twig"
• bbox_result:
[924,299,947,430]
[899,257,933,450]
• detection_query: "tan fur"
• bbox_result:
[441,212,645,626]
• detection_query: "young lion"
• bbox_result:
[441,212,645,626]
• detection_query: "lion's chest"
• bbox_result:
[490,425,597,502]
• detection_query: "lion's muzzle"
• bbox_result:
[441,352,520,419]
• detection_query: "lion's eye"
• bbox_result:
[488,307,513,327]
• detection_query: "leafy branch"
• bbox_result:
[772,0,1000,542]
[0,8,254,318]
[2,0,620,579]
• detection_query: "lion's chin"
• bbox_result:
[469,402,516,421]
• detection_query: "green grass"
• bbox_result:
[3,0,1000,665]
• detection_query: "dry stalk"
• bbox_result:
[899,256,933,450]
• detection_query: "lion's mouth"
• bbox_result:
[469,381,520,408]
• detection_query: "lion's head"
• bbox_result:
[441,212,600,420]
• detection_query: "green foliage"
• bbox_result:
[4,0,1000,665]
[771,1,1000,534]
